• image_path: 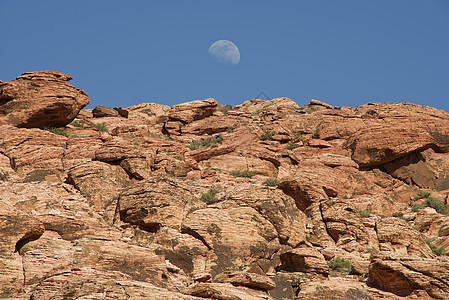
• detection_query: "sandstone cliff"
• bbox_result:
[1,71,449,299]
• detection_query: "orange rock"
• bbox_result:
[347,124,434,167]
[0,71,89,128]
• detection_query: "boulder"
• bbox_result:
[278,164,341,211]
[279,245,330,275]
[310,99,334,109]
[118,177,204,230]
[368,254,449,298]
[214,271,276,290]
[346,124,434,167]
[0,125,67,182]
[0,71,89,128]
[222,185,306,247]
[92,105,120,117]
[181,206,280,277]
[113,106,129,118]
[320,198,371,252]
[66,161,131,210]
[376,217,434,258]
[168,98,217,124]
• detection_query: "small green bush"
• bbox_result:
[328,257,352,275]
[44,127,70,137]
[188,136,223,150]
[200,187,221,205]
[411,202,425,212]
[69,120,85,128]
[222,106,232,115]
[252,108,268,115]
[425,239,445,256]
[260,130,277,141]
[263,178,279,187]
[366,247,376,254]
[230,169,257,178]
[358,209,371,218]
[411,197,448,215]
[293,132,304,140]
[413,190,431,201]
[306,233,318,242]
[156,172,175,177]
[425,197,449,215]
[306,107,319,114]
[285,142,298,150]
[92,122,109,132]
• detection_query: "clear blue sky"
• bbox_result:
[1,1,449,112]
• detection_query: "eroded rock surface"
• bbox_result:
[1,80,449,299]
[0,71,89,128]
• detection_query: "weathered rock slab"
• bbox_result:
[0,71,89,128]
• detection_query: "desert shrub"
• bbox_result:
[230,169,256,178]
[425,197,449,215]
[293,132,304,140]
[200,187,221,205]
[188,136,222,150]
[222,106,233,115]
[260,130,277,141]
[413,190,431,201]
[328,257,352,276]
[366,247,376,254]
[425,239,445,256]
[358,209,371,218]
[411,202,425,212]
[411,197,448,215]
[306,233,318,242]
[285,142,298,150]
[44,127,70,138]
[69,120,85,128]
[263,178,278,186]
[305,106,319,114]
[92,122,109,132]
[156,172,175,177]
[253,108,268,115]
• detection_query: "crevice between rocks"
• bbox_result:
[15,233,43,254]
[181,226,212,251]
[318,199,337,244]
[400,261,448,288]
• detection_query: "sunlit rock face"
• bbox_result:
[2,76,449,299]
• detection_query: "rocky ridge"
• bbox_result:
[1,71,449,299]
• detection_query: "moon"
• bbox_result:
[208,40,240,65]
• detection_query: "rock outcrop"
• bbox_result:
[0,71,89,128]
[1,75,449,299]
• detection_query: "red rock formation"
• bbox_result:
[0,71,89,128]
[1,76,449,299]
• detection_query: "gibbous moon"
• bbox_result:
[208,40,240,65]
